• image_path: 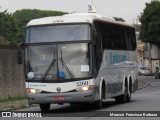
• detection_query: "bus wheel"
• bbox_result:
[115,84,128,103]
[40,104,50,112]
[92,87,104,109]
[127,83,131,102]
[93,99,103,109]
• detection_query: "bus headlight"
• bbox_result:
[27,88,42,94]
[76,85,94,92]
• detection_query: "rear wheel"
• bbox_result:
[126,85,131,102]
[115,87,127,103]
[40,104,50,112]
[115,82,131,103]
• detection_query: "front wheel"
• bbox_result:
[40,104,50,112]
[92,99,103,109]
[92,87,105,109]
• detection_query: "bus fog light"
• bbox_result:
[27,88,42,93]
[76,85,94,92]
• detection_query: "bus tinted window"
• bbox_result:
[125,27,136,50]
[94,21,136,51]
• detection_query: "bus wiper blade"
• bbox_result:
[59,50,74,79]
[42,58,56,81]
[59,58,74,79]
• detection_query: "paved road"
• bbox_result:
[2,76,160,120]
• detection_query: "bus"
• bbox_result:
[17,13,138,112]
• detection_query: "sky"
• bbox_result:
[0,0,151,23]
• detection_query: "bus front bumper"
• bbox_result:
[27,90,96,105]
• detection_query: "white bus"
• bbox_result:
[18,13,138,112]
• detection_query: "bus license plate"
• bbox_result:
[53,96,65,100]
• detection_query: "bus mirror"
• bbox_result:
[17,50,22,64]
[17,42,24,64]
[18,42,25,49]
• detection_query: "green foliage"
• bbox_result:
[20,104,28,109]
[113,17,125,22]
[0,35,11,45]
[0,96,27,103]
[12,9,67,43]
[0,9,67,45]
[10,106,16,110]
[0,10,19,45]
[139,1,160,45]
[13,9,67,25]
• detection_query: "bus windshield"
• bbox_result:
[26,24,91,43]
[26,43,92,81]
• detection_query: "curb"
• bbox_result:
[138,81,150,90]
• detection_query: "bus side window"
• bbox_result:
[94,32,103,71]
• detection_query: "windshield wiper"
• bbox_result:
[59,50,74,79]
[42,58,56,81]
[42,51,56,81]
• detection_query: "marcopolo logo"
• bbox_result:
[56,87,61,92]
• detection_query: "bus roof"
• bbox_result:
[27,13,133,28]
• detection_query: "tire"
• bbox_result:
[70,103,77,106]
[40,104,50,112]
[92,99,103,110]
[115,90,127,103]
[115,83,130,103]
[126,85,131,102]
[92,86,105,109]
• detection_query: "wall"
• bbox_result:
[0,45,26,99]
[151,44,159,59]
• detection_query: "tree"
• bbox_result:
[0,9,67,45]
[113,17,125,22]
[139,1,160,45]
[12,9,67,43]
[0,10,19,45]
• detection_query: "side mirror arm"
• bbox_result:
[17,42,25,64]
